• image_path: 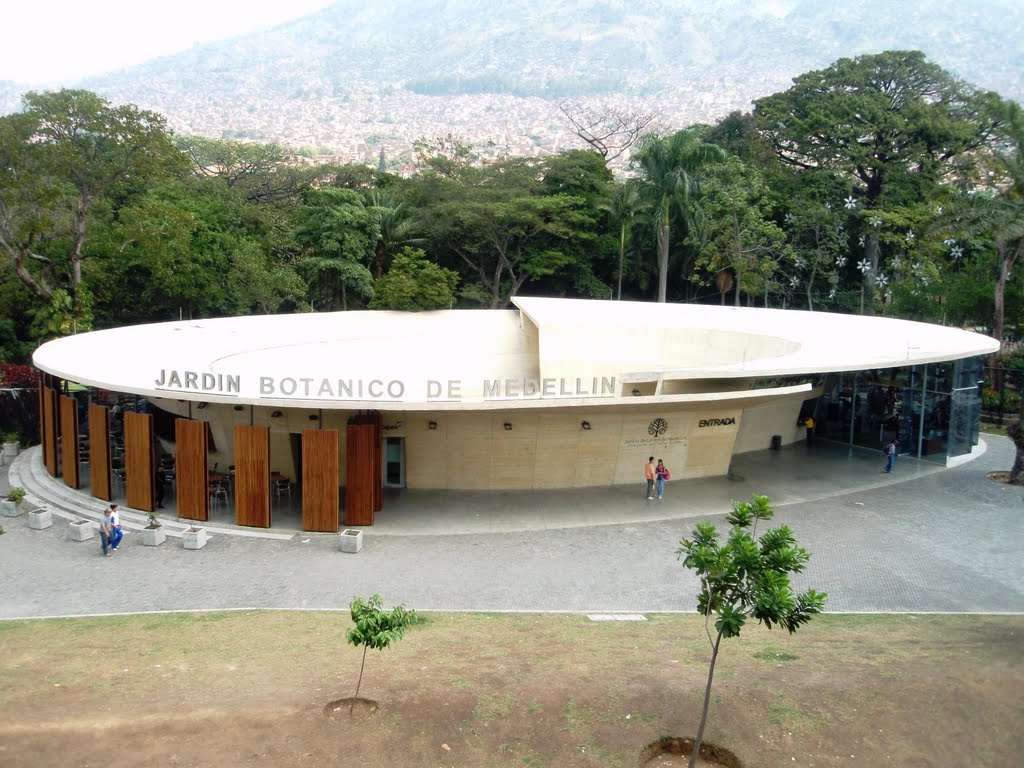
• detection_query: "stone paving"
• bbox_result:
[1,437,1021,619]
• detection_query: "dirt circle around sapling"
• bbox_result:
[323,698,378,721]
[987,471,1013,484]
[640,736,743,768]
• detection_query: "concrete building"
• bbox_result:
[32,298,998,530]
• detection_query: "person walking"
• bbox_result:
[644,456,656,500]
[100,506,115,557]
[108,503,124,550]
[803,415,815,447]
[884,439,899,473]
[655,459,670,499]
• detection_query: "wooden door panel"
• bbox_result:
[235,425,270,528]
[302,429,339,532]
[124,412,154,511]
[88,404,112,500]
[175,419,208,522]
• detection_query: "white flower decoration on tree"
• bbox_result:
[891,256,904,271]
[835,255,847,268]
[785,212,794,225]
[870,218,882,229]
[857,258,872,274]
[943,238,956,248]
[844,195,857,210]
[936,205,943,215]
[884,288,894,301]
[876,272,889,288]
[858,235,865,247]
[824,202,832,211]
[905,230,915,243]
[794,257,804,269]
[829,287,837,300]
[789,275,800,288]
[950,244,963,260]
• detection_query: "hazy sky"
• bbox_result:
[2,1,335,84]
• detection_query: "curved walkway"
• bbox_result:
[1,438,1022,618]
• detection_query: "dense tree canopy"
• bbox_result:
[0,51,1020,361]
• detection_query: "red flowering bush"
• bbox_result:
[0,363,38,389]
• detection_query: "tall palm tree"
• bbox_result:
[598,181,648,300]
[367,192,423,278]
[633,128,725,302]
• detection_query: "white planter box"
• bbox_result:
[182,527,207,550]
[141,525,166,547]
[1,499,26,517]
[339,529,363,553]
[3,441,19,458]
[28,508,53,529]
[68,519,94,541]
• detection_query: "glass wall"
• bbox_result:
[814,356,985,464]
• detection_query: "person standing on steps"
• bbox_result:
[644,456,656,500]
[655,459,670,499]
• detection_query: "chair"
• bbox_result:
[209,480,229,511]
[272,476,292,503]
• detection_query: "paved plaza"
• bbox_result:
[1,437,1022,619]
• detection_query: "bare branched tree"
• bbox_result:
[556,100,658,165]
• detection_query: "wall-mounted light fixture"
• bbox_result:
[581,420,592,430]
[197,402,208,409]
[631,388,641,397]
[233,405,244,411]
[428,420,438,430]
[270,410,283,418]
[503,422,513,431]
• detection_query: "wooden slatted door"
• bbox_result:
[302,428,340,532]
[175,419,209,522]
[59,395,80,489]
[345,422,377,526]
[124,412,155,511]
[41,386,59,476]
[89,404,112,501]
[235,425,271,528]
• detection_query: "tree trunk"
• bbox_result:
[1009,420,1024,485]
[689,630,724,768]
[617,223,625,300]
[351,644,368,714]
[658,222,670,303]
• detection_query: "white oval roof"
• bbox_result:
[32,298,998,410]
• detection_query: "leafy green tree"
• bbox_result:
[633,127,725,302]
[176,135,329,203]
[345,594,417,712]
[689,156,791,306]
[676,494,826,768]
[294,188,378,310]
[0,89,183,325]
[370,247,458,310]
[754,51,1002,308]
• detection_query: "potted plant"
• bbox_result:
[1,486,27,517]
[2,431,20,458]
[28,504,53,530]
[182,525,207,550]
[339,528,363,553]
[141,510,166,547]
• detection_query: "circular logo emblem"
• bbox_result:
[648,418,668,437]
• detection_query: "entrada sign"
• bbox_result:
[698,417,737,427]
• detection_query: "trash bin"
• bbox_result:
[771,435,782,450]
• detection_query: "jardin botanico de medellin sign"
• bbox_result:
[153,369,618,403]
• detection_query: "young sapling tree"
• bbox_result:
[676,493,826,768]
[345,593,417,713]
